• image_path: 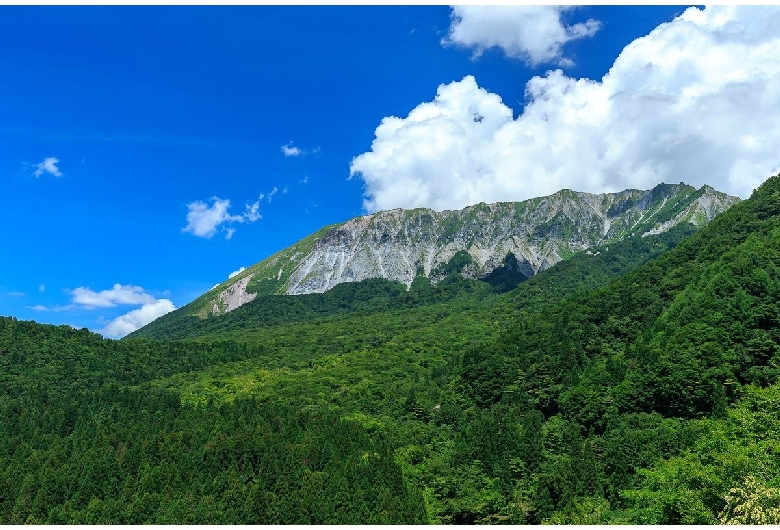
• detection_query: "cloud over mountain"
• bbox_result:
[101,299,176,338]
[352,5,780,213]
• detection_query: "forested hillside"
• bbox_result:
[2,176,780,524]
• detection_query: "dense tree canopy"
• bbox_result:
[2,175,780,523]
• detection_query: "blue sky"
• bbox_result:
[3,5,780,337]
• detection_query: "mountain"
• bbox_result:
[174,182,739,320]
[128,223,697,341]
[4,173,780,525]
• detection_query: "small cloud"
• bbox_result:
[299,175,309,184]
[33,156,63,178]
[8,291,25,297]
[183,196,263,240]
[27,303,75,312]
[228,266,246,279]
[101,299,176,338]
[281,142,320,157]
[281,142,302,156]
[39,284,46,292]
[283,186,288,194]
[244,198,262,222]
[267,186,278,203]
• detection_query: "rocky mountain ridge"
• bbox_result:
[188,183,739,318]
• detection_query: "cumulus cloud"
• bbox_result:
[443,5,600,66]
[228,266,246,279]
[183,196,262,239]
[101,299,176,338]
[351,6,780,212]
[70,283,156,308]
[32,156,63,178]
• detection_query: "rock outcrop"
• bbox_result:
[197,183,739,316]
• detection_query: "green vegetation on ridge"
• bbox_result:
[3,175,779,524]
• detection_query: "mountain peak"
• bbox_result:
[174,183,740,320]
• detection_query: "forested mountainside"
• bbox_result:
[167,182,737,321]
[2,175,780,524]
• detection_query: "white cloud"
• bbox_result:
[182,197,244,239]
[182,196,263,239]
[101,299,176,338]
[70,283,156,308]
[32,156,63,178]
[244,198,262,222]
[281,142,302,156]
[351,6,780,212]
[27,303,75,312]
[443,6,600,66]
[228,266,246,279]
[39,284,45,292]
[281,142,320,157]
[267,186,278,203]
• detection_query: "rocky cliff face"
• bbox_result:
[191,183,739,317]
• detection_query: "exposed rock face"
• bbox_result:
[201,183,739,316]
[211,276,257,316]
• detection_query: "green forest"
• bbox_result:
[2,175,780,524]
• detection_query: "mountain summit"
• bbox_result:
[178,183,738,320]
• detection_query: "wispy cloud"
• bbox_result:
[27,303,76,312]
[281,142,320,157]
[299,175,309,184]
[32,157,63,178]
[267,187,278,203]
[244,197,262,222]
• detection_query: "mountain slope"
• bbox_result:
[128,223,697,341]
[161,182,738,323]
[3,174,779,525]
